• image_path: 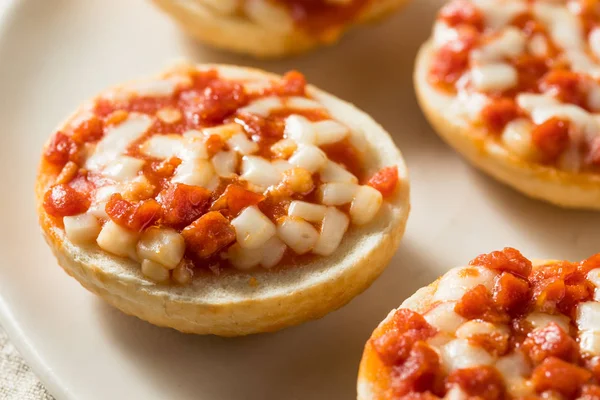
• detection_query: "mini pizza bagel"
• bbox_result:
[415,0,600,210]
[36,63,409,336]
[151,0,410,58]
[358,247,600,400]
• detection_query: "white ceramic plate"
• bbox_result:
[1,0,599,399]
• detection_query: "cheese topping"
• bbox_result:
[430,0,600,172]
[41,66,401,284]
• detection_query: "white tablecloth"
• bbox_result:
[0,327,53,399]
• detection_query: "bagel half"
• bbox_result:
[358,248,600,399]
[151,0,410,58]
[36,63,410,336]
[414,1,600,210]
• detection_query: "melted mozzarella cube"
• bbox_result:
[471,63,518,92]
[577,302,600,331]
[288,145,327,173]
[284,115,316,144]
[501,119,537,159]
[528,34,549,57]
[238,96,283,116]
[456,320,509,339]
[313,120,349,145]
[231,206,277,249]
[202,123,243,141]
[444,387,469,400]
[587,268,600,300]
[102,156,145,181]
[63,213,101,244]
[141,259,170,282]
[97,220,139,259]
[259,236,287,268]
[526,312,571,332]
[156,107,182,124]
[471,27,526,62]
[285,97,322,110]
[227,244,262,270]
[350,185,383,225]
[89,185,120,219]
[313,207,349,256]
[241,155,281,188]
[172,158,218,190]
[288,201,327,222]
[495,351,532,397]
[533,2,584,50]
[319,182,359,206]
[271,138,298,159]
[432,266,497,302]
[271,159,294,174]
[580,331,600,356]
[433,21,459,48]
[136,227,185,270]
[277,217,319,254]
[227,133,259,155]
[319,160,358,184]
[141,135,185,159]
[212,151,238,177]
[424,302,466,333]
[126,77,184,98]
[441,339,495,372]
[590,27,600,60]
[85,114,152,169]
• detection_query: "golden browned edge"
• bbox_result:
[150,0,411,58]
[36,64,411,337]
[414,41,600,210]
[356,260,558,400]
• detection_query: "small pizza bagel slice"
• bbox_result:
[359,247,600,399]
[151,0,410,58]
[36,63,409,336]
[415,0,600,209]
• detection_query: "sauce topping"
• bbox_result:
[367,248,600,399]
[428,0,600,173]
[41,65,400,284]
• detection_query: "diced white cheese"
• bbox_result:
[284,115,316,144]
[577,302,600,331]
[526,312,571,332]
[102,156,145,181]
[432,266,497,302]
[349,185,383,225]
[212,151,238,178]
[85,114,152,169]
[271,159,294,174]
[456,320,509,339]
[424,302,466,333]
[312,207,349,256]
[172,158,218,190]
[565,50,600,78]
[528,34,549,58]
[240,155,281,188]
[136,228,185,270]
[238,96,283,116]
[288,145,327,173]
[471,63,518,92]
[96,220,139,260]
[590,27,600,61]
[313,120,349,145]
[501,118,537,160]
[533,2,584,50]
[244,0,293,32]
[580,330,600,356]
[588,269,600,301]
[125,77,184,97]
[227,244,262,270]
[285,97,323,110]
[202,123,243,141]
[259,236,287,269]
[441,339,495,372]
[140,135,185,159]
[227,133,259,155]
[319,182,359,206]
[231,206,277,250]
[433,21,459,48]
[471,27,526,62]
[288,201,327,222]
[63,213,101,244]
[277,217,319,255]
[319,160,357,184]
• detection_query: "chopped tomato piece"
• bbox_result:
[211,184,265,217]
[105,194,161,232]
[429,31,477,86]
[468,332,509,357]
[469,247,532,278]
[480,98,520,133]
[582,253,600,274]
[43,184,90,217]
[180,79,248,123]
[391,342,441,397]
[455,285,509,323]
[493,272,530,314]
[277,71,306,97]
[532,278,565,312]
[44,132,79,167]
[559,281,594,317]
[367,166,399,197]
[446,366,505,400]
[205,134,225,157]
[522,323,578,365]
[514,55,550,92]
[439,0,484,30]
[182,211,236,259]
[531,357,592,396]
[157,183,211,228]
[581,384,600,400]
[541,70,586,107]
[235,113,285,139]
[531,118,570,161]
[71,115,104,143]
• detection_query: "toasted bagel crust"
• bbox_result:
[36,64,410,336]
[415,41,600,210]
[151,0,410,58]
[356,260,554,399]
